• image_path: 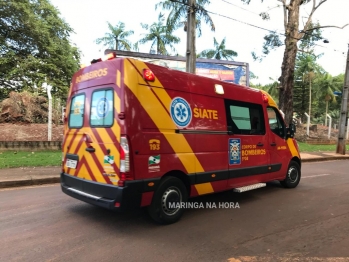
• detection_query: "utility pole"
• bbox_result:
[308,78,312,121]
[336,44,349,155]
[43,82,53,141]
[186,0,196,74]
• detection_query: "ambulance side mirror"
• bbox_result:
[287,123,296,138]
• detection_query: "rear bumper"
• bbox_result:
[60,173,143,211]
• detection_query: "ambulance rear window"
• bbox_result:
[69,94,85,128]
[90,89,114,127]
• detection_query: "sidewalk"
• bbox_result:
[0,152,348,189]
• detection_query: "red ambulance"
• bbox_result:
[61,53,301,224]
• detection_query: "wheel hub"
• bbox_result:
[161,187,182,216]
[288,166,298,183]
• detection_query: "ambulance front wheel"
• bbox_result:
[147,176,188,224]
[280,160,301,188]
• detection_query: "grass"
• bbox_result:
[0,151,61,169]
[297,142,349,152]
[0,142,349,169]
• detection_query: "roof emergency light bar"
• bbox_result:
[90,52,117,64]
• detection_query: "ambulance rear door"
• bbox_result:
[63,86,121,186]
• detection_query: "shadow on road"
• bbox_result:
[65,181,284,230]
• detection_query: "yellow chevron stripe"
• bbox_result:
[287,138,300,158]
[116,70,121,88]
[95,128,120,169]
[115,90,121,112]
[124,59,204,174]
[82,127,118,184]
[78,163,92,181]
[113,90,121,143]
[80,142,110,183]
[195,183,214,195]
[151,87,172,114]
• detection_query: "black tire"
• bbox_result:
[280,160,301,188]
[147,176,188,224]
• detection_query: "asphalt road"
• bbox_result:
[1,160,349,262]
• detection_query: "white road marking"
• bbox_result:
[302,174,332,179]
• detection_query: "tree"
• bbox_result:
[242,0,348,124]
[295,53,323,118]
[0,0,81,101]
[198,37,238,60]
[138,13,180,55]
[155,0,215,36]
[95,22,134,51]
[315,73,342,125]
[293,23,323,123]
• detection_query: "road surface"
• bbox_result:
[1,160,349,262]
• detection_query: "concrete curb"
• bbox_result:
[0,177,60,189]
[302,156,349,163]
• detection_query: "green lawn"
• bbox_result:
[1,142,349,169]
[297,142,349,152]
[0,151,61,169]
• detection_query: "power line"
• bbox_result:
[204,9,347,54]
[169,0,347,55]
[220,0,260,16]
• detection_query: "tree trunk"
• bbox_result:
[278,0,300,125]
[325,100,328,126]
[308,78,312,118]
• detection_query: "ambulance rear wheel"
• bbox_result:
[147,176,188,224]
[280,161,301,188]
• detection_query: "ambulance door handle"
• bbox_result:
[86,147,95,153]
[270,142,276,146]
[257,142,264,147]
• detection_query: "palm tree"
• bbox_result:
[138,13,180,55]
[198,37,237,60]
[155,0,215,37]
[295,54,323,118]
[95,22,134,50]
[315,73,342,126]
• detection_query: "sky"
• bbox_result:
[50,0,349,85]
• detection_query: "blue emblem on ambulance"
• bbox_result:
[170,97,192,128]
[96,97,109,118]
[229,138,241,165]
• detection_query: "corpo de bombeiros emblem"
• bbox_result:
[96,97,109,118]
[170,97,192,128]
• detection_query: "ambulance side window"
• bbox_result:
[90,89,114,127]
[267,107,285,138]
[224,100,265,135]
[69,94,85,128]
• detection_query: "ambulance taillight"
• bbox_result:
[103,52,116,61]
[118,136,130,187]
[143,69,155,82]
[262,93,269,103]
[90,53,117,64]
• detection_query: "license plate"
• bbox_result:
[66,159,77,169]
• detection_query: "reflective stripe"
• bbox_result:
[67,187,101,200]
